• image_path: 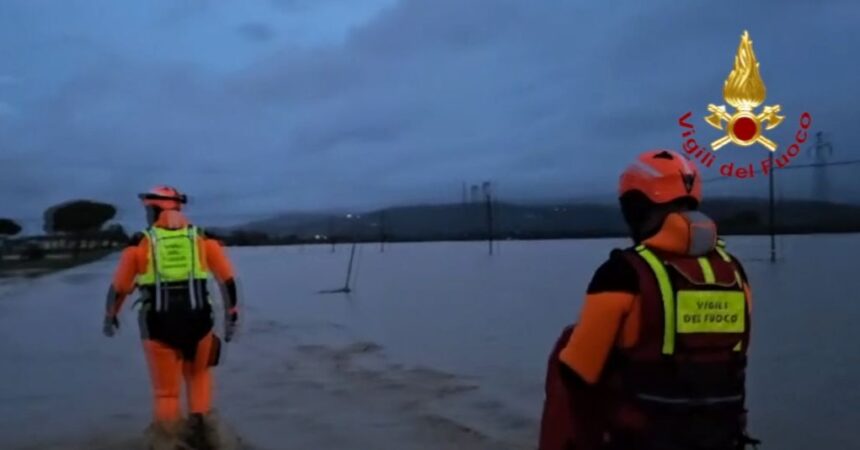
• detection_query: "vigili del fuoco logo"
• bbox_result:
[677,31,813,179]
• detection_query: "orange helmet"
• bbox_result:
[619,150,701,204]
[138,185,187,211]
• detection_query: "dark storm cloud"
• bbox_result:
[237,22,276,42]
[2,0,860,231]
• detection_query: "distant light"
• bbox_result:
[314,234,321,240]
[346,214,353,219]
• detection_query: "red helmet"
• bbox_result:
[138,185,187,211]
[619,150,702,204]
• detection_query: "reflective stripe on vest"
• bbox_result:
[137,226,209,312]
[717,241,745,351]
[697,257,716,283]
[635,245,676,355]
[635,245,747,355]
[714,244,744,287]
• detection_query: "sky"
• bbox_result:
[1,0,859,231]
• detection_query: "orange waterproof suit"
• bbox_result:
[104,211,238,424]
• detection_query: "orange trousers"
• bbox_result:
[143,333,215,423]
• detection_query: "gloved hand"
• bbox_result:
[103,315,119,337]
[224,311,238,342]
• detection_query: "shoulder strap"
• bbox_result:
[633,245,676,356]
[713,239,744,287]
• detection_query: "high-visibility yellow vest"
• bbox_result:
[137,226,209,312]
[634,239,747,355]
[604,240,752,445]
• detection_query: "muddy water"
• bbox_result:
[1,236,858,449]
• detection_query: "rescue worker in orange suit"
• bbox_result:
[102,186,239,450]
[539,150,760,450]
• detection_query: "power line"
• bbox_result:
[778,159,860,170]
[701,158,860,183]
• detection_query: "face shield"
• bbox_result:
[145,205,163,226]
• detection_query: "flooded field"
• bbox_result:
[1,235,858,449]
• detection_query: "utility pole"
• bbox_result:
[328,216,335,253]
[379,210,386,253]
[810,131,834,202]
[484,181,494,256]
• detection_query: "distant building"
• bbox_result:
[470,185,480,203]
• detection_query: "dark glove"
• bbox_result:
[225,311,238,342]
[103,315,119,337]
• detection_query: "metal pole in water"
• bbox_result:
[344,242,357,292]
[768,151,776,263]
[379,210,386,253]
[329,217,336,253]
[485,192,494,255]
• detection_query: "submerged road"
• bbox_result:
[1,236,858,449]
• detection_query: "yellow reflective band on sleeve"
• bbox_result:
[676,290,746,334]
[733,341,742,352]
[698,257,716,283]
[636,247,676,355]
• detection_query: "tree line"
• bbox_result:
[1,200,128,260]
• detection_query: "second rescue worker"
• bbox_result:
[542,150,759,449]
[102,186,240,450]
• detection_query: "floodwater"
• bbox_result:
[0,236,858,449]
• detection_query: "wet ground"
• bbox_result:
[1,236,858,449]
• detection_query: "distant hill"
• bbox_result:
[237,211,341,235]
[217,198,860,245]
